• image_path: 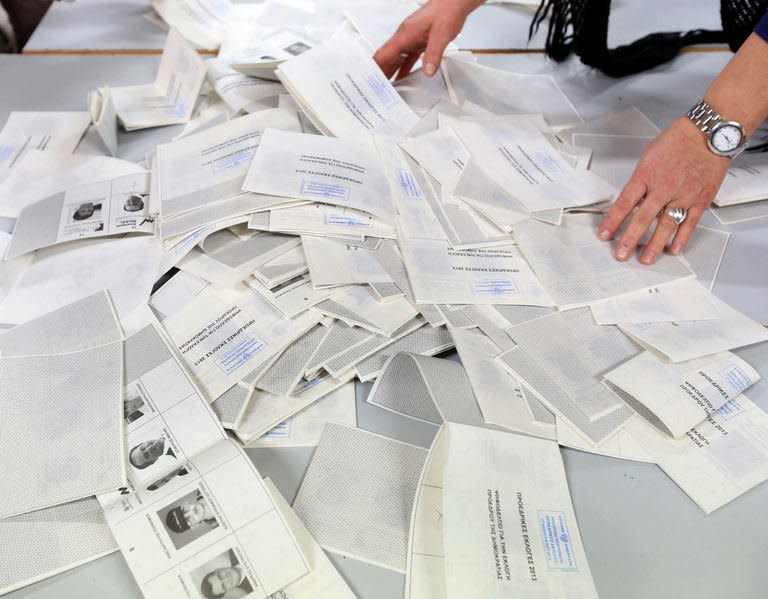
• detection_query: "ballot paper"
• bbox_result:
[405,425,449,599]
[624,395,768,514]
[499,309,638,444]
[149,271,210,321]
[513,214,694,308]
[206,60,285,114]
[441,423,598,599]
[263,479,356,598]
[711,199,768,224]
[682,225,730,290]
[0,498,117,596]
[6,172,153,259]
[401,238,553,306]
[0,150,146,219]
[242,128,395,221]
[253,324,328,396]
[252,244,308,289]
[152,0,234,50]
[258,203,396,239]
[0,111,90,180]
[157,108,300,222]
[447,117,616,212]
[452,328,556,439]
[0,299,125,518]
[111,29,206,130]
[367,353,485,427]
[399,126,470,193]
[211,382,252,429]
[163,284,321,400]
[604,350,761,438]
[276,33,419,139]
[246,382,356,447]
[441,57,581,128]
[0,235,163,327]
[99,438,309,599]
[618,292,768,363]
[247,273,342,318]
[312,285,418,336]
[589,278,722,325]
[293,423,427,572]
[714,160,768,206]
[229,28,316,79]
[88,87,119,156]
[302,236,393,288]
[235,370,352,443]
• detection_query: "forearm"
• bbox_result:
[703,33,768,136]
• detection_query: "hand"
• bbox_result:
[597,116,730,264]
[374,0,482,80]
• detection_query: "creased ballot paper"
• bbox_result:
[263,479,356,598]
[6,172,153,259]
[0,498,117,596]
[88,86,119,156]
[257,203,396,239]
[624,394,768,514]
[604,350,761,438]
[442,423,597,598]
[400,238,553,306]
[111,29,206,130]
[446,116,615,212]
[207,60,285,114]
[0,111,90,179]
[229,28,316,80]
[302,235,393,289]
[276,32,419,139]
[589,278,721,325]
[499,308,638,444]
[242,128,395,221]
[98,439,309,599]
[715,159,768,207]
[0,294,125,519]
[513,214,694,308]
[617,292,768,362]
[152,0,233,50]
[162,284,320,400]
[293,424,427,572]
[157,108,300,222]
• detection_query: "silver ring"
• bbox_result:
[665,206,687,226]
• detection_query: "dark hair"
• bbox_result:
[200,572,223,598]
[165,506,190,534]
[128,446,150,469]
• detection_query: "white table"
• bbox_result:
[2,52,768,599]
[23,0,724,53]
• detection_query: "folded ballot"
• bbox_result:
[276,32,419,139]
[242,128,396,221]
[6,172,153,259]
[152,0,234,50]
[230,28,316,80]
[111,29,206,130]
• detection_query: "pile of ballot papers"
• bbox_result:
[2,4,768,596]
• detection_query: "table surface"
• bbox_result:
[2,50,768,599]
[23,0,724,53]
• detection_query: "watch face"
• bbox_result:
[711,123,743,153]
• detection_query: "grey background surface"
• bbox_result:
[1,46,768,599]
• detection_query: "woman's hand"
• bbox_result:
[597,116,730,264]
[374,0,484,80]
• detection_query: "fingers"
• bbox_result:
[396,52,422,80]
[374,13,428,78]
[422,19,459,76]
[375,38,415,79]
[639,208,680,264]
[613,191,666,261]
[669,204,705,255]
[598,177,646,241]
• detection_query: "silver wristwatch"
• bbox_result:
[686,99,747,158]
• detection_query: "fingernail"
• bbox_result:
[616,243,631,260]
[424,63,436,77]
[641,250,656,264]
[670,242,683,255]
[598,229,611,241]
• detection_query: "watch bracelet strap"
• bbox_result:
[687,99,721,133]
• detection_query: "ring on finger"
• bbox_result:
[660,205,687,226]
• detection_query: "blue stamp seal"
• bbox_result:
[365,72,398,108]
[215,335,265,375]
[301,181,349,202]
[538,510,578,571]
[212,147,255,174]
[716,398,745,420]
[324,212,371,228]
[719,364,753,394]
[472,279,519,296]
[397,168,421,198]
